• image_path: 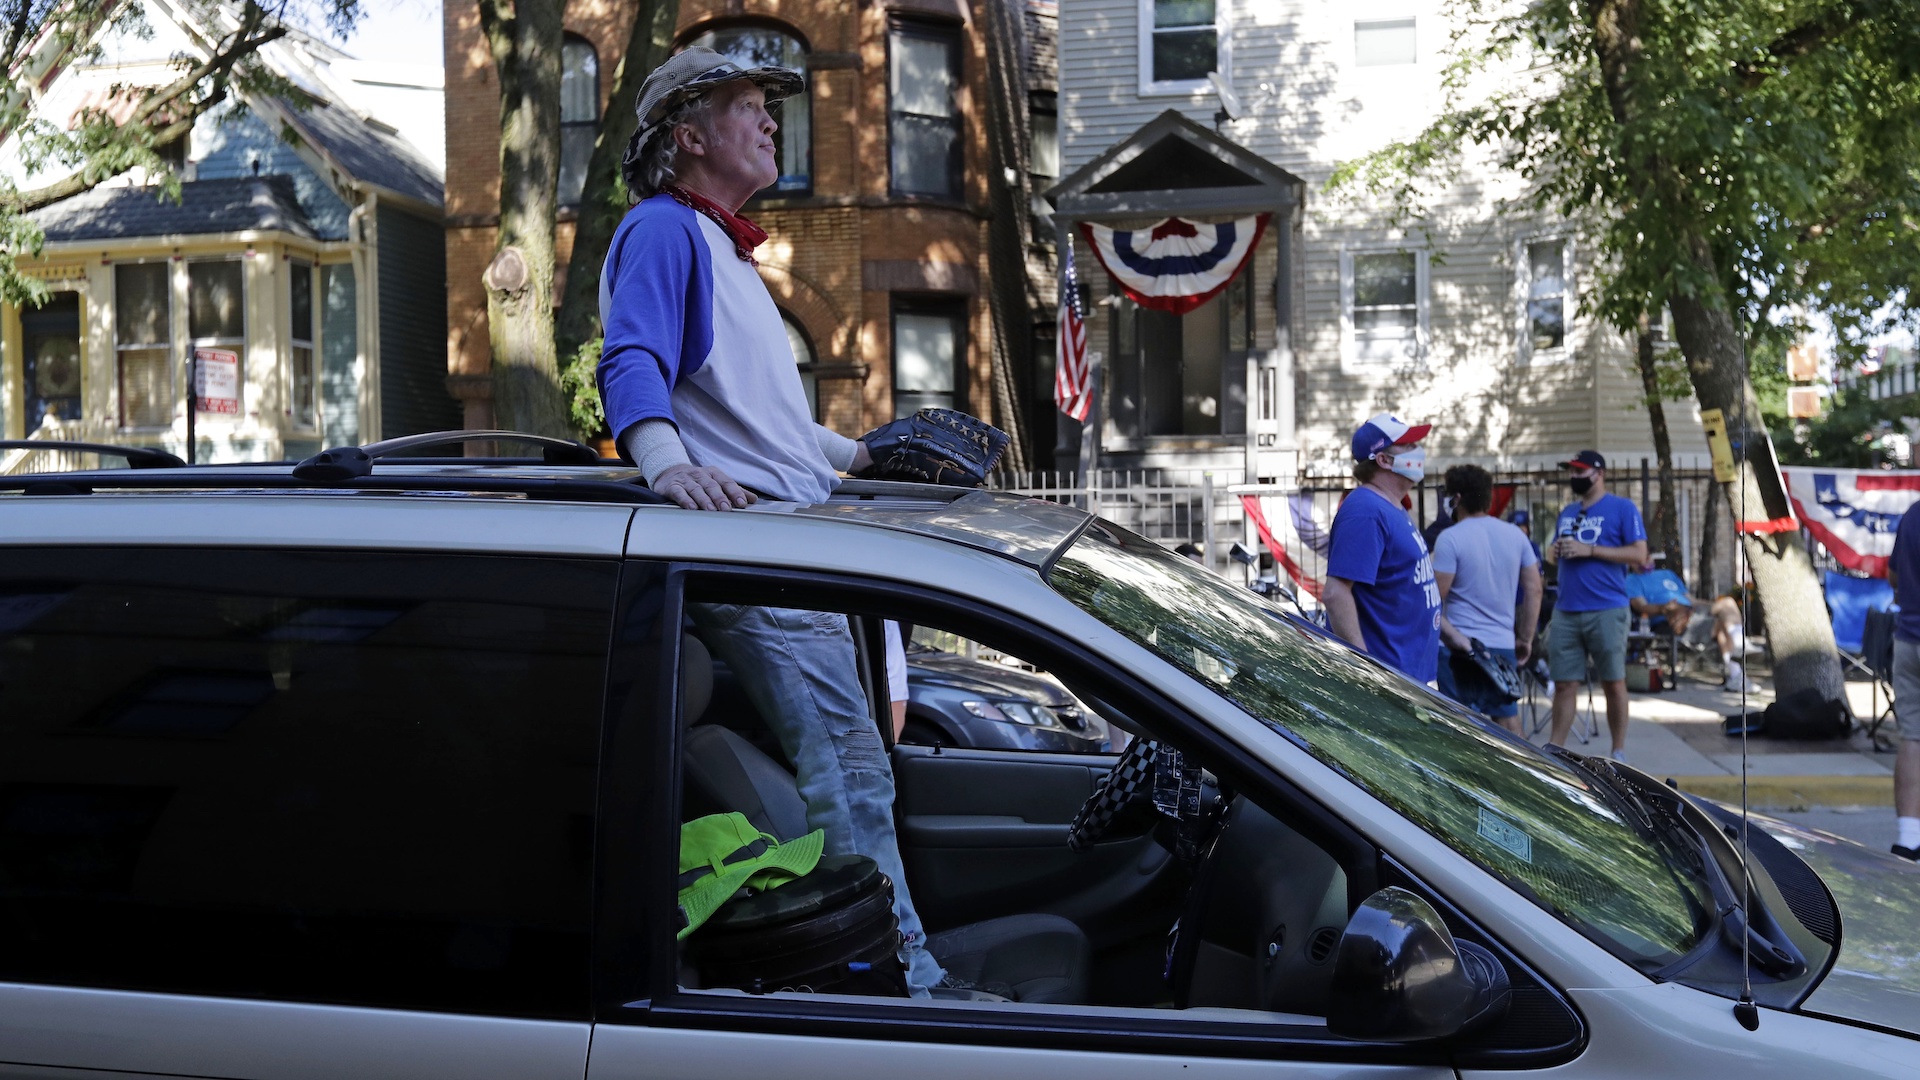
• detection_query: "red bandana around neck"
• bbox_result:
[663,184,767,264]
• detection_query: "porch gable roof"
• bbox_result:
[28,175,325,244]
[1045,110,1302,221]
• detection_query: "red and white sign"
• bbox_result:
[193,348,240,415]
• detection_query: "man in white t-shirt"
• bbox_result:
[1432,465,1543,732]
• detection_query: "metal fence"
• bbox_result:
[995,457,1755,602]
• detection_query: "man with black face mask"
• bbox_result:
[1544,450,1648,759]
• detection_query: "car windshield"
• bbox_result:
[1047,520,1713,972]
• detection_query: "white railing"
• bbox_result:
[993,468,1247,563]
[1,417,126,476]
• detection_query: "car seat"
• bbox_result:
[679,634,1092,1004]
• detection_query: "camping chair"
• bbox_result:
[1824,571,1896,742]
[1824,570,1894,679]
[1860,607,1899,750]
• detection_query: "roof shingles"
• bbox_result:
[28,175,323,243]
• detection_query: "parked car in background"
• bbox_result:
[900,638,1109,752]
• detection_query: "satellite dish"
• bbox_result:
[1209,71,1245,121]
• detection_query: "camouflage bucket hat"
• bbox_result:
[632,46,805,152]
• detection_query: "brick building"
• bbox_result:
[444,0,1058,447]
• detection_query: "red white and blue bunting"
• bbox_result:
[1079,213,1270,315]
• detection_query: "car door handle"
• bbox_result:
[901,814,1066,848]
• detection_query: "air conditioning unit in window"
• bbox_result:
[1787,386,1823,419]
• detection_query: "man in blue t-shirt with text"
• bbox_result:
[1325,413,1443,683]
[1545,450,1648,759]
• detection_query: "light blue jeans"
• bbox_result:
[690,602,946,996]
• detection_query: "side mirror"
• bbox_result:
[1326,887,1511,1042]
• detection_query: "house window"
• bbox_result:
[1342,249,1425,366]
[892,299,966,417]
[1144,0,1220,85]
[1355,18,1416,66]
[784,312,819,421]
[691,25,811,195]
[1525,239,1567,353]
[1108,286,1249,438]
[114,262,172,429]
[889,22,961,199]
[290,260,317,429]
[188,259,245,415]
[559,35,599,207]
[1030,92,1059,178]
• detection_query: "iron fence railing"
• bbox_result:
[995,456,1760,601]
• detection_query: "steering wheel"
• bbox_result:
[1067,738,1161,851]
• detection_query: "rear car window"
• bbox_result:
[0,547,616,1018]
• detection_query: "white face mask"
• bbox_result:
[1383,447,1426,483]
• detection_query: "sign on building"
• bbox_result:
[193,348,241,415]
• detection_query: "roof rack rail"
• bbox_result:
[292,430,601,481]
[0,440,186,469]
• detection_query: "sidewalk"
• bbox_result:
[1521,675,1897,812]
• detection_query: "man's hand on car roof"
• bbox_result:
[655,463,757,511]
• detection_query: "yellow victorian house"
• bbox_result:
[1,3,449,469]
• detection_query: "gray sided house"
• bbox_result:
[1,24,449,468]
[1050,0,1711,481]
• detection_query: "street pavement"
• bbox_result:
[1514,671,1901,852]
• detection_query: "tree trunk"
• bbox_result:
[483,0,569,438]
[1634,321,1684,572]
[978,0,1034,473]
[556,0,678,359]
[1667,236,1842,704]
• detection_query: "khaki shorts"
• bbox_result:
[1893,637,1920,741]
[1547,606,1630,684]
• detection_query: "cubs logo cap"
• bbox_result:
[1560,449,1607,470]
[1351,412,1432,461]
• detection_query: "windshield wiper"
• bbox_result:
[1550,750,1806,981]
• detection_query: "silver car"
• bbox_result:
[0,435,1915,1079]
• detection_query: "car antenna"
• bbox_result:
[1732,346,1758,1033]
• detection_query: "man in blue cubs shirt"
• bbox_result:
[1325,414,1443,682]
[1545,450,1648,759]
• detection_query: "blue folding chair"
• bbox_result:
[1824,570,1894,662]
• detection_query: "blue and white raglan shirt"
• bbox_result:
[597,194,844,504]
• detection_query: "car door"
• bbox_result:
[0,501,627,1079]
[584,563,1457,1080]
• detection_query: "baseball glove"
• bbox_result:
[857,408,1008,487]
[1451,639,1523,704]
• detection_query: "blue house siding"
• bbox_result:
[195,111,351,240]
[321,262,361,447]
[376,205,456,438]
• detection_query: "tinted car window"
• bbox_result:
[0,548,615,1018]
[1049,522,1712,972]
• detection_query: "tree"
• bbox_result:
[1334,0,1920,704]
[0,0,360,307]
[555,0,677,440]
[475,0,568,438]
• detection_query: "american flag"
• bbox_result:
[1054,244,1092,422]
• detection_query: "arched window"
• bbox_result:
[559,34,599,207]
[686,25,810,196]
[783,312,819,420]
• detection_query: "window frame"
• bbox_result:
[1352,16,1418,68]
[1137,0,1232,97]
[558,33,601,209]
[889,295,969,418]
[287,258,319,432]
[593,561,1580,1065]
[112,259,175,431]
[685,21,813,199]
[782,310,820,422]
[185,256,247,422]
[1515,233,1573,365]
[1338,245,1430,374]
[886,18,964,201]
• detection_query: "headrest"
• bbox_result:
[681,633,713,727]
